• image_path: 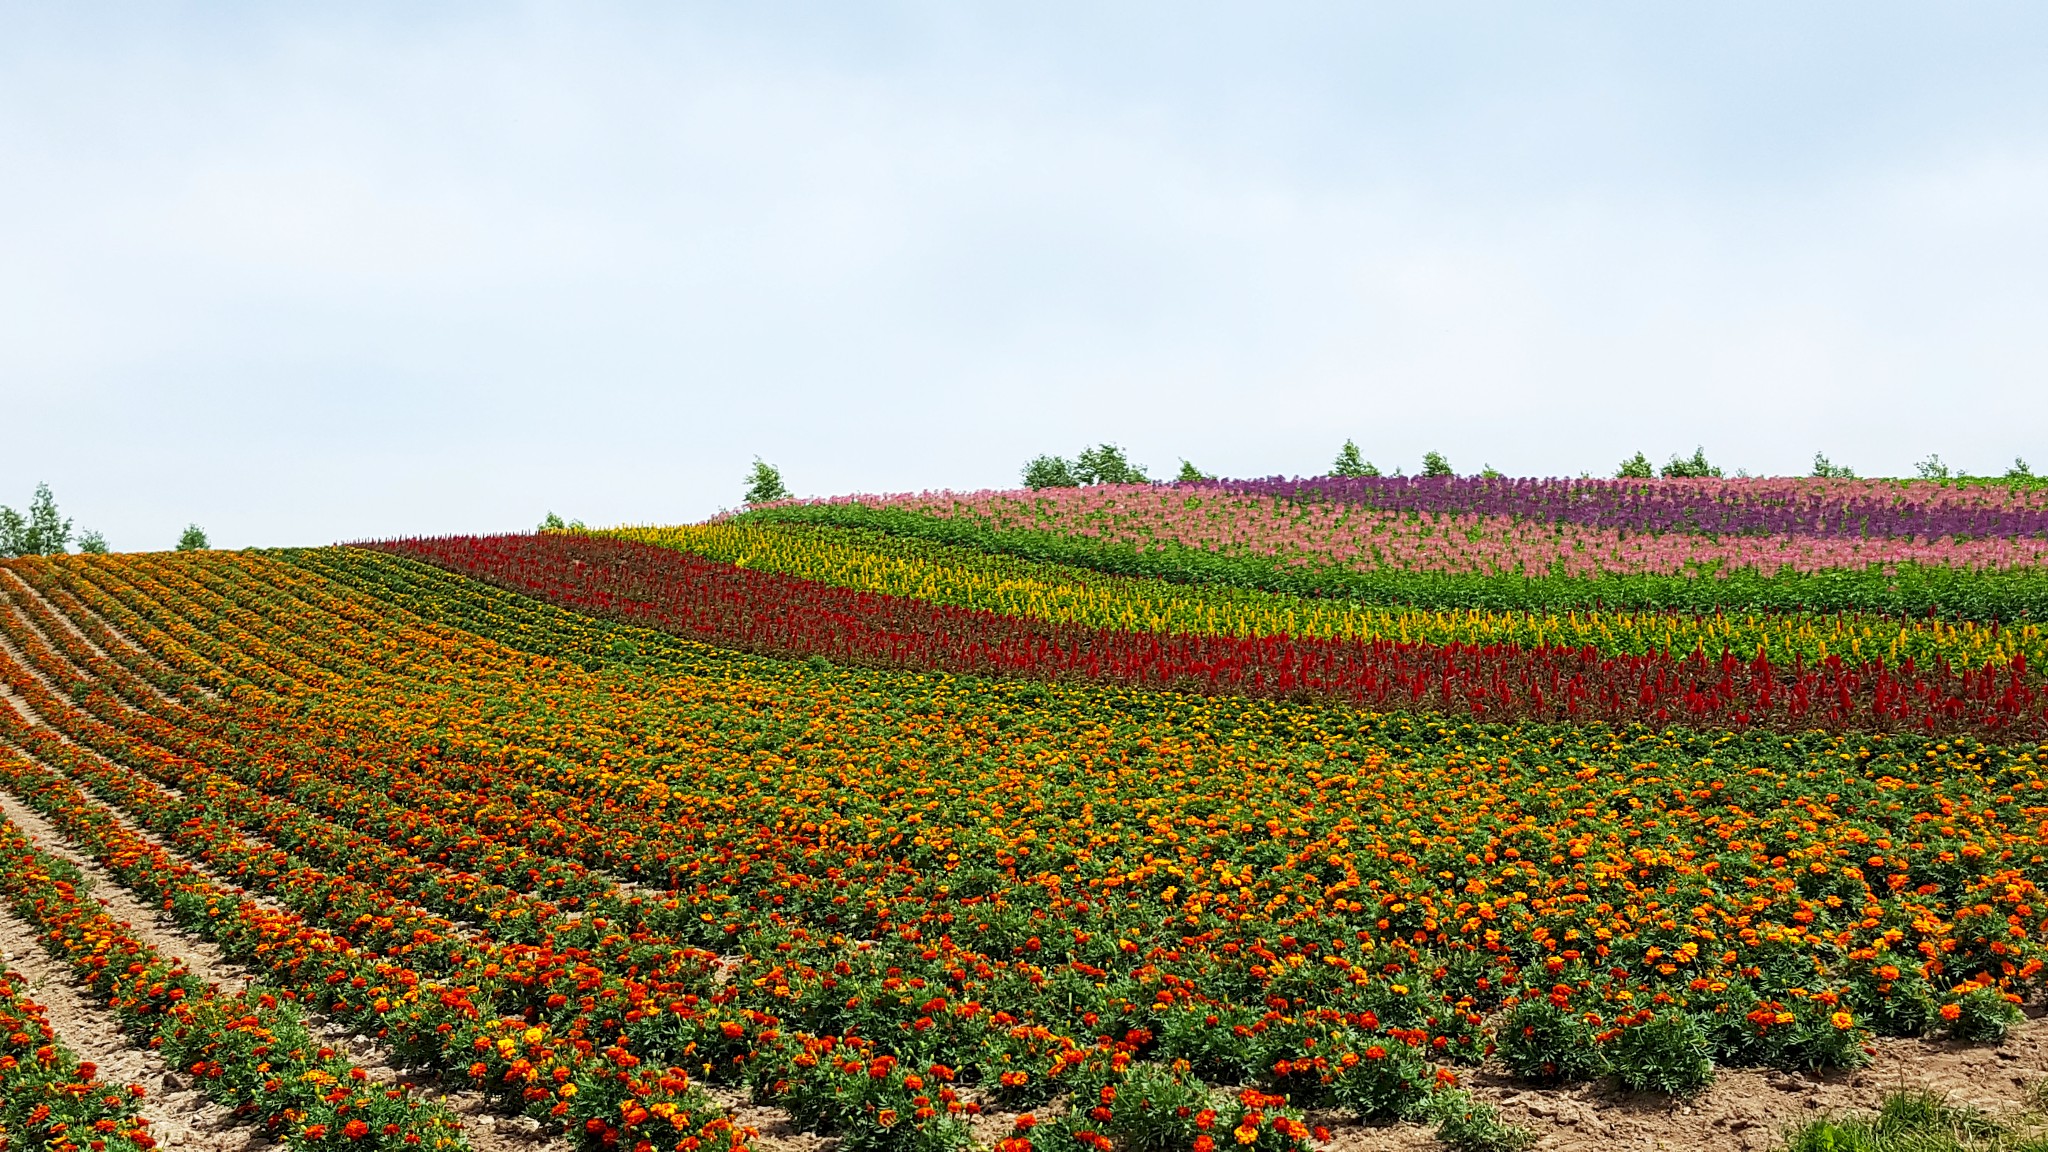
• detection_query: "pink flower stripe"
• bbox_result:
[776,486,2048,576]
[366,532,2048,738]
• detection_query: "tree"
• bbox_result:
[76,530,108,554]
[1330,440,1380,478]
[1420,451,1454,478]
[1811,452,1857,479]
[539,511,567,531]
[1479,464,1505,479]
[1074,443,1150,485]
[2009,457,2035,481]
[1025,444,1152,488]
[0,482,72,556]
[176,524,209,551]
[1616,452,1655,479]
[1022,454,1080,489]
[1175,459,1215,483]
[1660,448,1722,479]
[744,459,791,506]
[1914,454,1952,480]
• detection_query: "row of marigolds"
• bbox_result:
[0,550,2042,1150]
[0,809,466,1152]
[0,965,154,1152]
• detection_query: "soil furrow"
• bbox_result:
[0,902,249,1151]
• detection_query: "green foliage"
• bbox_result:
[742,501,2048,621]
[1331,440,1380,478]
[2009,457,2036,481]
[1421,450,1454,478]
[745,458,792,506]
[540,511,568,531]
[0,482,72,556]
[1496,999,1607,1084]
[1608,1011,1714,1096]
[1941,983,2023,1044]
[1024,455,1081,489]
[1426,1091,1535,1152]
[1781,1090,2034,1152]
[1324,1039,1438,1120]
[1916,454,1953,480]
[1616,451,1656,479]
[75,529,108,554]
[175,524,210,551]
[1075,443,1150,485]
[1176,459,1216,483]
[1027,445,1152,488]
[1813,453,1858,479]
[1661,447,1723,478]
[1480,464,1505,479]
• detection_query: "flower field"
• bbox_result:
[2,472,2047,1152]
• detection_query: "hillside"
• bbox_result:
[3,475,2048,1152]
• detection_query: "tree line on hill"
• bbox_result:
[715,445,2038,509]
[0,482,207,557]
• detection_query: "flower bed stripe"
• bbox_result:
[0,794,469,1152]
[365,533,2048,737]
[0,962,156,1152]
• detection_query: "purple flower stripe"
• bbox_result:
[1219,475,2048,541]
[773,485,2048,576]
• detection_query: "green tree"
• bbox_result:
[0,482,72,556]
[1174,459,1215,483]
[175,524,209,551]
[1420,450,1454,478]
[743,459,791,506]
[1480,464,1505,479]
[1660,447,1722,478]
[1811,452,1857,479]
[1330,440,1380,478]
[1914,454,1952,480]
[1074,443,1150,485]
[539,511,567,531]
[1022,454,1079,489]
[76,530,109,554]
[2007,457,2035,481]
[1616,451,1655,479]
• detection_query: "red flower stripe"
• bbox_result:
[370,533,2048,738]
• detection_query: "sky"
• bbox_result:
[3,3,2046,549]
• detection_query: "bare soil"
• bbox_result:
[1,900,250,1152]
[1314,1021,2048,1151]
[0,786,569,1152]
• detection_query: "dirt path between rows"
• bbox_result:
[0,899,248,1152]
[3,568,121,666]
[0,785,571,1152]
[1315,1015,2048,1152]
[0,788,260,1151]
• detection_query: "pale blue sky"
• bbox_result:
[4,3,2045,548]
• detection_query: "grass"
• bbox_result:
[1782,1090,2048,1152]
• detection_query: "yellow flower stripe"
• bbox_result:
[600,522,2047,671]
